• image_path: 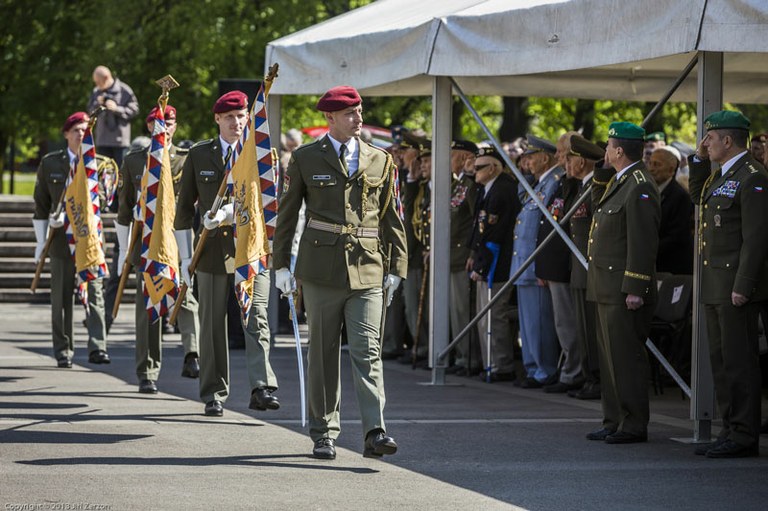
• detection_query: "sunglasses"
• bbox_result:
[474,163,495,172]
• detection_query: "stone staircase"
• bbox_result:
[0,195,134,303]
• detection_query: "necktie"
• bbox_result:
[339,144,348,174]
[224,145,233,166]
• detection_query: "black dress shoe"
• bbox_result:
[694,438,727,456]
[586,427,617,441]
[138,379,158,394]
[605,431,647,444]
[249,387,280,411]
[543,381,582,394]
[363,430,398,458]
[761,420,768,435]
[88,350,111,364]
[204,400,224,417]
[57,357,72,368]
[380,351,402,361]
[481,371,515,383]
[705,439,759,458]
[520,377,544,389]
[181,354,200,379]
[313,438,336,460]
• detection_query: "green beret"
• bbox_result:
[569,135,605,161]
[644,131,666,142]
[704,110,750,132]
[608,122,645,140]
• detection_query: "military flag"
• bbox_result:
[139,106,179,322]
[226,82,276,323]
[63,123,108,312]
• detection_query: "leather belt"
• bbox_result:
[307,218,379,238]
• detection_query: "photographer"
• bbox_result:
[86,65,139,168]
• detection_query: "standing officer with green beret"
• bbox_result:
[586,121,660,444]
[33,111,111,368]
[175,91,279,417]
[273,85,408,460]
[115,104,200,394]
[687,110,768,458]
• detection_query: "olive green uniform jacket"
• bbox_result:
[273,135,407,286]
[688,153,768,304]
[586,163,660,305]
[174,139,235,274]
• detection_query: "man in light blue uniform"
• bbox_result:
[510,135,562,388]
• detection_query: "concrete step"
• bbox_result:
[0,289,50,303]
[0,214,38,228]
[0,229,117,244]
[0,197,34,214]
[0,243,117,258]
[0,273,136,289]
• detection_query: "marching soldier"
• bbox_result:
[175,91,279,417]
[273,85,407,460]
[586,121,660,444]
[115,104,200,394]
[688,110,768,458]
[32,111,110,368]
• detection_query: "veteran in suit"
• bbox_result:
[586,122,660,445]
[175,91,279,417]
[32,112,110,368]
[273,86,407,460]
[116,104,200,394]
[687,110,768,458]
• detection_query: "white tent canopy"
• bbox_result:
[266,0,768,102]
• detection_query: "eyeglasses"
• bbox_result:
[474,163,494,172]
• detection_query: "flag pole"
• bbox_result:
[170,64,279,325]
[113,75,179,318]
[31,106,105,293]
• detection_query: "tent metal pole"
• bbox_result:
[642,54,699,127]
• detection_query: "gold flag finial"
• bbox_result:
[154,74,180,110]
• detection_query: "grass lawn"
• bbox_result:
[1,172,35,196]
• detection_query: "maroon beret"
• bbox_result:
[212,90,248,113]
[316,85,362,112]
[146,105,177,124]
[62,111,90,132]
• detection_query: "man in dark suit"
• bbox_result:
[468,147,522,382]
[648,146,694,275]
[175,91,279,417]
[688,110,768,458]
[273,86,407,460]
[586,122,660,444]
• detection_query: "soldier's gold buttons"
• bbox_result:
[608,266,613,270]
[703,260,708,265]
[346,203,352,210]
[345,243,353,251]
[222,231,228,237]
[597,208,602,213]
[589,256,593,261]
[703,222,707,227]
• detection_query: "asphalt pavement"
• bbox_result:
[1,301,767,510]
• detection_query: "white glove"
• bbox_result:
[203,203,234,230]
[115,222,131,277]
[174,229,194,285]
[383,274,402,307]
[275,267,296,296]
[32,219,48,264]
[133,204,142,222]
[48,211,65,229]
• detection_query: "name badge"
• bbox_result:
[200,170,216,177]
[50,173,64,179]
[312,175,331,181]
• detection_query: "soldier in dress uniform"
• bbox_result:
[32,111,110,368]
[175,91,279,417]
[273,86,407,460]
[446,139,481,376]
[468,147,521,382]
[564,135,607,401]
[586,121,660,445]
[510,135,562,388]
[115,104,200,394]
[687,110,768,458]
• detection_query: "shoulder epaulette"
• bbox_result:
[41,149,65,161]
[190,139,215,150]
[174,145,189,155]
[293,138,322,155]
[124,145,149,156]
[632,169,646,184]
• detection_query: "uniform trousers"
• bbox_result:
[381,286,406,356]
[595,302,653,435]
[704,301,761,447]
[403,266,428,357]
[476,282,516,375]
[302,281,386,442]
[50,255,107,360]
[197,270,277,403]
[571,287,600,384]
[451,270,479,370]
[134,268,200,381]
[517,284,559,382]
[549,281,582,384]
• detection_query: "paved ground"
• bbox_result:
[1,301,767,511]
